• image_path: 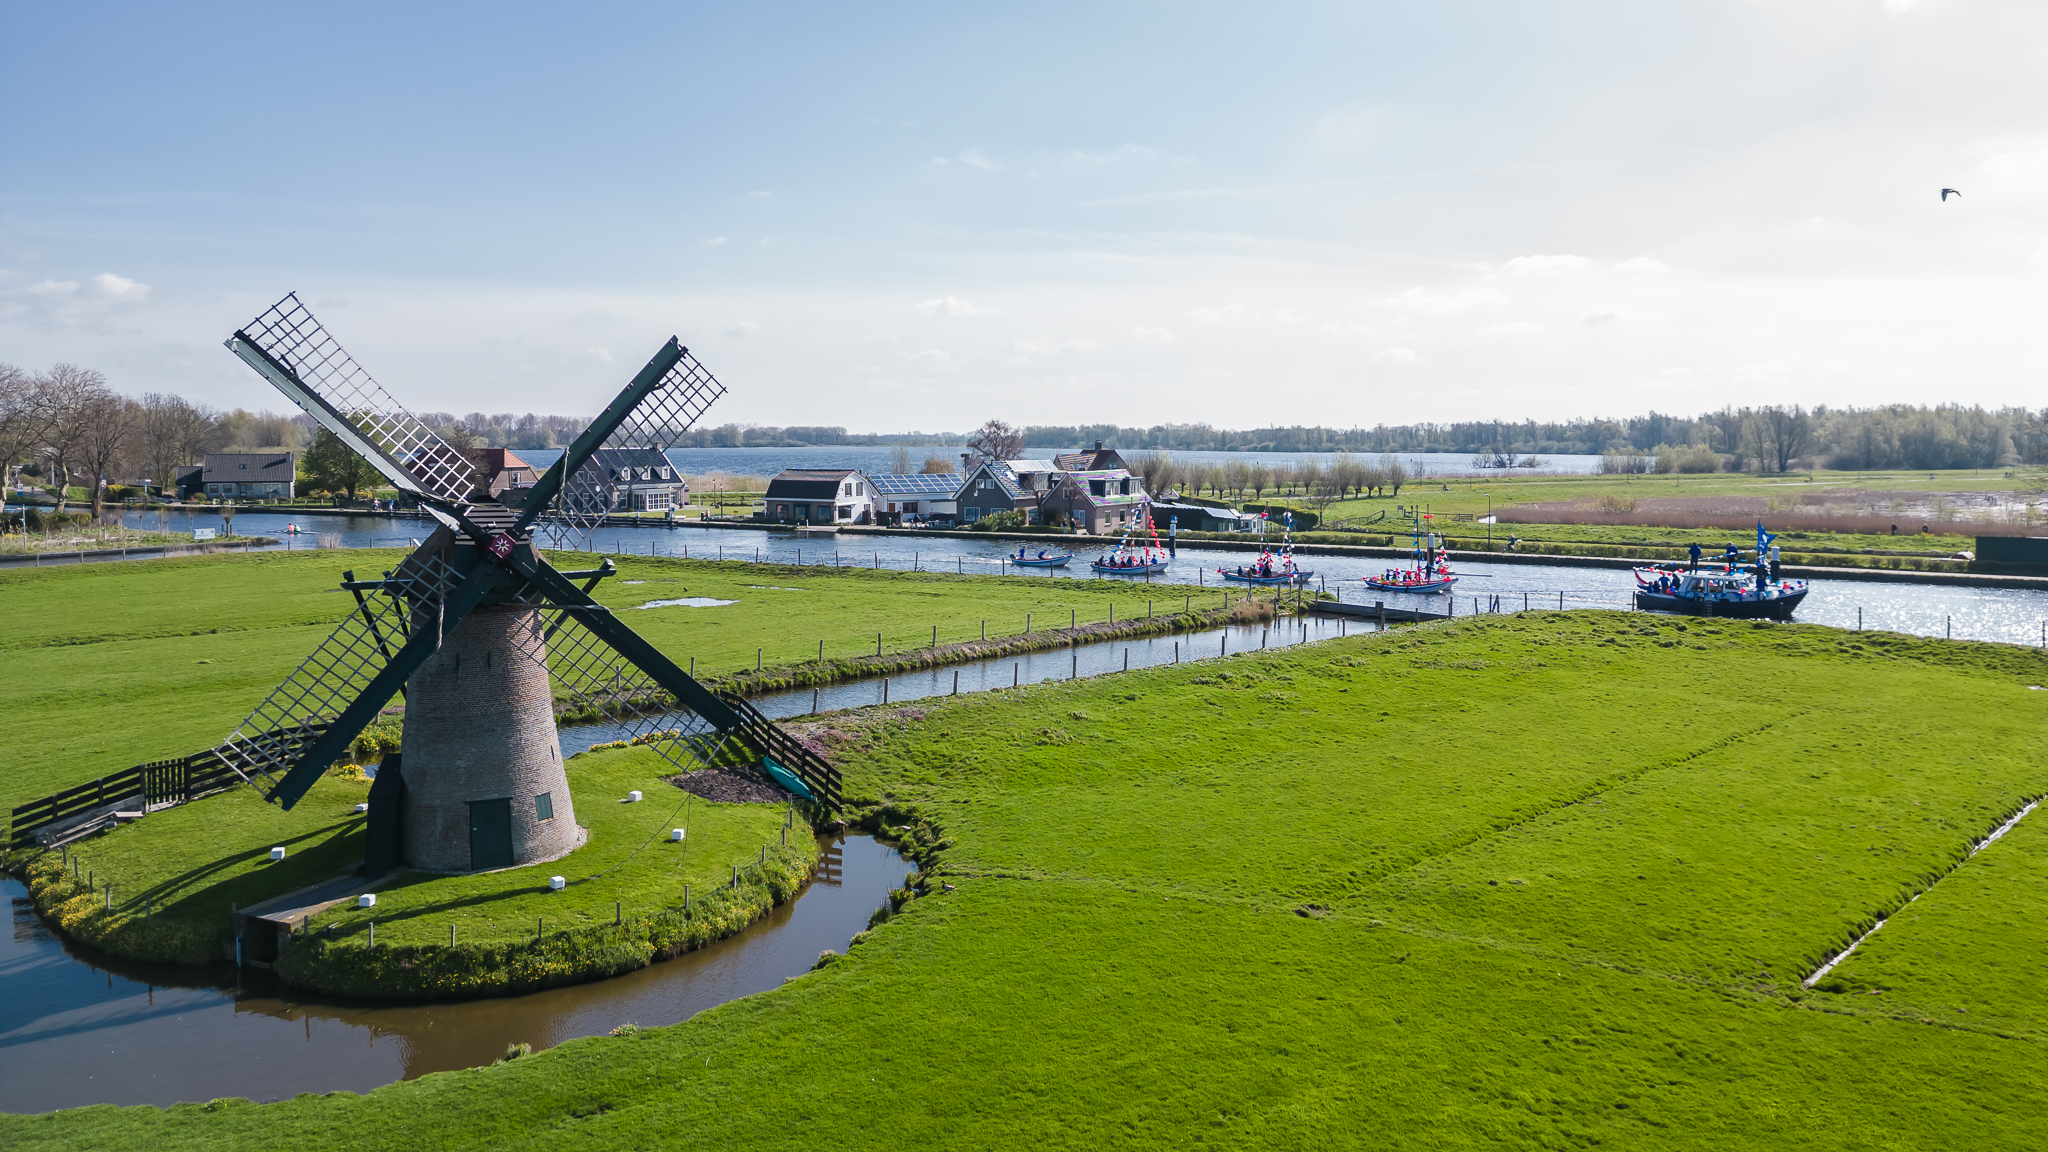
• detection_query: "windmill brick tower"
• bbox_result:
[212,294,839,875]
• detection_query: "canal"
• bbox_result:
[78,508,2048,648]
[1,836,905,1112]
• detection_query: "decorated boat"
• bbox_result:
[1633,524,1808,619]
[1008,547,1073,568]
[1218,511,1312,585]
[1091,507,1171,575]
[1365,517,1457,593]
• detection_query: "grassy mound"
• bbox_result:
[10,611,2048,1148]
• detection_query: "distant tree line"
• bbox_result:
[1027,404,2048,472]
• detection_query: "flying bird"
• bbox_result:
[1941,188,1962,201]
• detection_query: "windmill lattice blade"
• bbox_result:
[543,347,726,548]
[216,555,465,793]
[525,611,730,774]
[238,293,479,503]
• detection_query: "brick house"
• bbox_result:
[478,448,541,499]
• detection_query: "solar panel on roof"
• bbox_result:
[868,473,961,494]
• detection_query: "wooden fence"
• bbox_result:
[715,689,843,813]
[10,749,245,849]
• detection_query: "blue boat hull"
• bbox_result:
[1634,587,1807,619]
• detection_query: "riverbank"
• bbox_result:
[10,612,2048,1146]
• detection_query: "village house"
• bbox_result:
[954,458,1038,525]
[190,453,296,501]
[477,448,541,499]
[867,471,961,525]
[1032,443,1149,534]
[763,468,875,524]
[565,447,689,513]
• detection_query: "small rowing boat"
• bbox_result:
[1008,548,1073,568]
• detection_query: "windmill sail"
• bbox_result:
[226,293,480,504]
[537,346,725,547]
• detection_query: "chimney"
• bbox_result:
[1095,439,1104,451]
[960,453,970,472]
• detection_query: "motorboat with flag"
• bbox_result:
[1365,516,1458,593]
[1008,546,1073,569]
[1219,510,1313,586]
[1633,522,1809,619]
[1091,507,1171,575]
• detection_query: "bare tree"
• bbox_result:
[38,365,110,512]
[920,453,957,474]
[1752,405,1813,473]
[965,419,1025,462]
[0,363,52,482]
[75,391,139,519]
[888,445,913,474]
[1379,453,1409,497]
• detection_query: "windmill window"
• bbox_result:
[534,792,555,821]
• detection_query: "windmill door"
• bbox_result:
[469,798,514,871]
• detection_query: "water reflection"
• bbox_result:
[0,837,902,1111]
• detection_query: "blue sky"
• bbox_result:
[3,1,2044,430]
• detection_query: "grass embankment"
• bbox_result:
[23,742,810,993]
[13,612,2048,1147]
[0,550,1264,815]
[1248,466,2047,562]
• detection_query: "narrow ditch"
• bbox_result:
[1801,795,2043,988]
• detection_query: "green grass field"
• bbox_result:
[0,550,1221,814]
[10,608,2048,1148]
[28,746,791,964]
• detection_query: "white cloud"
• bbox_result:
[1577,303,1670,325]
[905,348,952,362]
[1009,337,1100,355]
[89,273,148,297]
[1490,254,1591,278]
[706,237,727,246]
[586,347,613,362]
[723,321,760,337]
[1132,327,1175,342]
[749,190,773,198]
[1480,321,1545,338]
[1378,286,1507,313]
[914,295,1004,318]
[1065,144,1188,165]
[28,279,80,296]
[1272,308,1306,324]
[1187,304,1248,323]
[1615,257,1669,273]
[959,148,1002,171]
[1375,347,1420,363]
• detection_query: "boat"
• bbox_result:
[1218,510,1312,586]
[1365,516,1457,593]
[1090,506,1171,575]
[1632,524,1808,619]
[1008,548,1073,568]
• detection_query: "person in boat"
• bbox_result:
[1688,542,1702,571]
[1723,543,1739,566]
[1038,549,1047,560]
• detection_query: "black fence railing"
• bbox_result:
[11,748,247,849]
[715,689,843,813]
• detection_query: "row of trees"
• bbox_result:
[1124,451,1412,508]
[1018,405,2048,470]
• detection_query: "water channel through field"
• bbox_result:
[0,836,905,1112]
[36,508,2048,648]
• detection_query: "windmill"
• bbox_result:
[214,293,837,876]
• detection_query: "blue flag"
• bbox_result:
[1756,520,1777,557]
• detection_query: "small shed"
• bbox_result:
[1975,536,2048,576]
